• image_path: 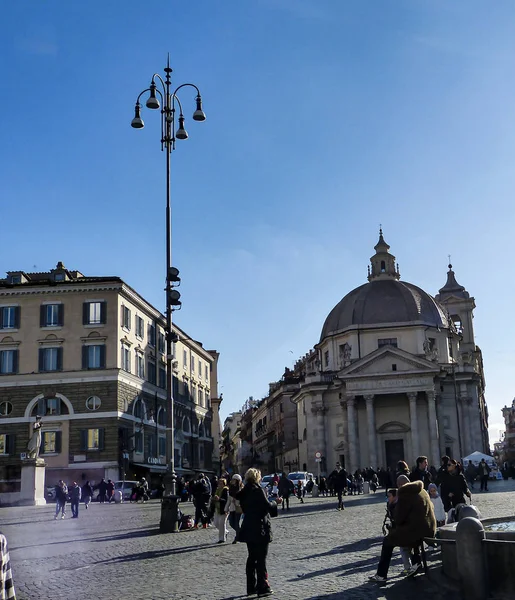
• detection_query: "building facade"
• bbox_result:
[293,231,489,475]
[0,263,220,497]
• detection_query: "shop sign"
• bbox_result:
[147,457,164,465]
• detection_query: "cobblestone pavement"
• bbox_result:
[2,480,515,600]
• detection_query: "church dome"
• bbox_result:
[320,279,448,341]
[320,230,449,341]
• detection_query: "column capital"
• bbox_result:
[407,391,418,402]
[426,390,436,402]
[364,394,375,403]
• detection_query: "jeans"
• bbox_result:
[228,511,241,537]
[55,499,66,517]
[336,489,345,509]
[246,542,270,593]
[214,512,228,541]
[71,500,79,518]
[377,538,395,578]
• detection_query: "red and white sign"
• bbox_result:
[315,451,322,459]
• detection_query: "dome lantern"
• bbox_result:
[368,228,400,282]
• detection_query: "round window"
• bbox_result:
[0,401,13,416]
[86,396,101,411]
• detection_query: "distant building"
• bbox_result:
[221,411,242,473]
[501,400,515,465]
[0,262,220,499]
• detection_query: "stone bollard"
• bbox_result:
[311,483,319,497]
[456,517,487,600]
[458,504,481,521]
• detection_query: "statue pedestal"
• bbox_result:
[20,458,47,506]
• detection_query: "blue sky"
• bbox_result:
[1,1,514,444]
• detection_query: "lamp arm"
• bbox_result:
[152,74,167,94]
[172,82,201,97]
[135,88,152,104]
[171,93,185,116]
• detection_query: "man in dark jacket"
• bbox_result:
[278,473,294,511]
[369,477,436,583]
[478,459,491,492]
[327,463,348,511]
[54,480,68,520]
[96,478,108,503]
[410,456,432,490]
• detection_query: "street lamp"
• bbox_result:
[131,55,205,532]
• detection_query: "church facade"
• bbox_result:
[293,231,489,475]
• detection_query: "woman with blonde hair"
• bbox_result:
[236,468,278,597]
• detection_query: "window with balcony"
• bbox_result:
[159,367,166,389]
[147,360,156,385]
[82,345,106,370]
[205,365,209,381]
[158,332,165,354]
[83,301,106,325]
[38,347,63,372]
[0,306,20,330]
[40,304,64,327]
[191,356,195,373]
[158,436,166,457]
[121,344,131,372]
[136,353,145,379]
[0,350,18,375]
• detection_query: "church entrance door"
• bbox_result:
[385,439,404,469]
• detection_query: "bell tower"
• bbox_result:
[435,263,475,351]
[368,228,401,282]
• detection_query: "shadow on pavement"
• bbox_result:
[291,536,383,561]
[90,542,217,565]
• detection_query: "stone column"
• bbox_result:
[408,392,419,462]
[460,392,472,458]
[346,395,359,474]
[311,403,328,465]
[364,394,377,469]
[435,393,446,457]
[426,390,440,468]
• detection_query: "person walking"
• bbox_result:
[478,459,491,492]
[194,473,211,528]
[410,456,432,490]
[226,474,244,543]
[82,481,93,509]
[328,462,348,510]
[96,478,108,504]
[213,478,229,543]
[106,479,115,503]
[278,473,294,511]
[54,480,68,520]
[236,468,278,597]
[69,482,81,518]
[465,461,477,490]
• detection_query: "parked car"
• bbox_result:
[260,475,274,490]
[114,480,139,501]
[287,472,314,490]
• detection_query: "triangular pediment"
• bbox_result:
[338,346,440,377]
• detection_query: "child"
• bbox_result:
[384,488,412,574]
[296,481,304,503]
[428,483,446,527]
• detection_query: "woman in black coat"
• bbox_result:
[440,459,471,512]
[236,468,278,597]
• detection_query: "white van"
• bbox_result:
[114,480,139,501]
[287,472,314,490]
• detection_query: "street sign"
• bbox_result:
[315,458,322,463]
[315,451,322,459]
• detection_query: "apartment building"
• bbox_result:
[0,262,220,495]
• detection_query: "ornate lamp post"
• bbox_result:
[131,55,206,532]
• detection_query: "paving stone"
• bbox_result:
[2,480,515,599]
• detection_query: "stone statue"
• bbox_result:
[423,338,432,357]
[26,416,42,459]
[339,343,352,367]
